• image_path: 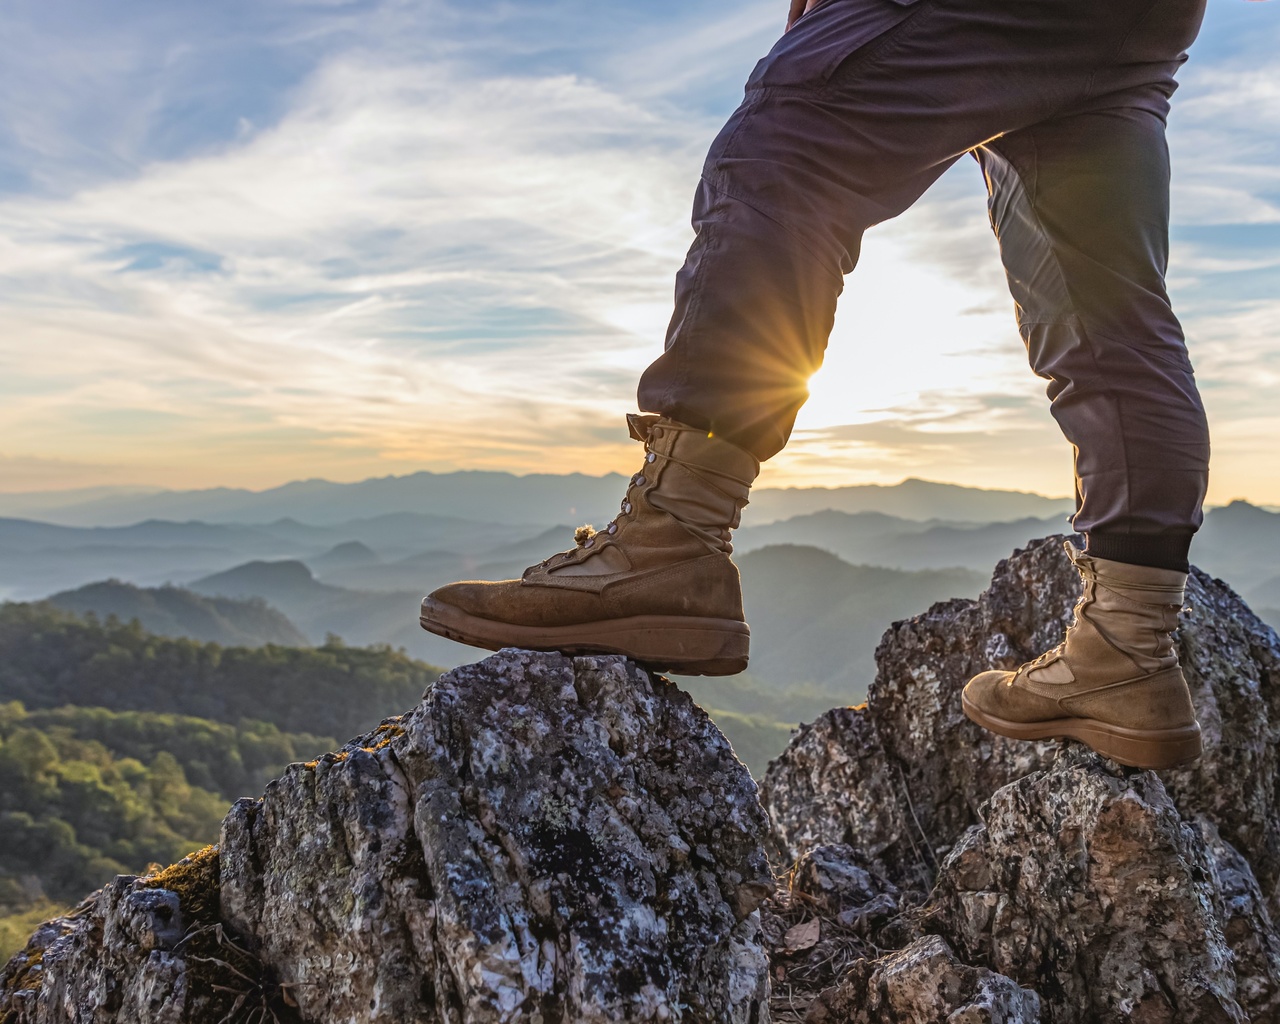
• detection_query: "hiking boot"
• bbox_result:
[962,540,1202,770]
[419,414,760,675]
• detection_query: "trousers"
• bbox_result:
[636,0,1211,569]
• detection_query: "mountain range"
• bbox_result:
[4,472,1278,715]
[0,473,1072,528]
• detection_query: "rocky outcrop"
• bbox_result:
[8,535,1280,1023]
[932,752,1243,1023]
[762,537,1280,1022]
[1,651,774,1024]
[805,935,1040,1024]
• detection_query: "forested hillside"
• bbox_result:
[0,602,436,739]
[47,580,309,647]
[0,603,441,957]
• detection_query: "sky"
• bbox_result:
[0,0,1277,503]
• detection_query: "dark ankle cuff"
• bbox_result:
[1084,532,1192,573]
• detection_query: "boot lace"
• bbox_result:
[532,461,653,570]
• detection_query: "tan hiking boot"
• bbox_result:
[419,414,760,675]
[962,540,1202,770]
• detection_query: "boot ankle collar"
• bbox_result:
[626,412,661,443]
[626,414,760,487]
[1065,540,1187,602]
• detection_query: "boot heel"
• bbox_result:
[1071,720,1203,771]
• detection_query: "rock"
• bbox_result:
[1196,819,1280,1020]
[0,846,287,1024]
[0,917,78,1024]
[761,708,924,890]
[762,538,1280,909]
[805,935,1040,1024]
[3,651,775,1024]
[788,845,896,921]
[761,537,1280,1021]
[930,751,1244,1023]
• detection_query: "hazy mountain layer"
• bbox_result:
[735,509,1073,572]
[739,545,987,695]
[48,580,309,647]
[1,472,1071,528]
[186,543,987,703]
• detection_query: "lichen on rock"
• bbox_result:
[931,751,1244,1023]
[223,650,773,1023]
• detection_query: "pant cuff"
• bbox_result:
[1084,532,1193,573]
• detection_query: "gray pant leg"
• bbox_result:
[638,0,1209,550]
[978,111,1209,567]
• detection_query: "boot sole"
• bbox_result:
[419,596,751,676]
[961,692,1202,770]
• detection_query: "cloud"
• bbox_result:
[0,50,722,485]
[0,0,1278,504]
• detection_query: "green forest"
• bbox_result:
[0,601,436,738]
[0,602,440,958]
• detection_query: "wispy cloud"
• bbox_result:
[0,0,1277,504]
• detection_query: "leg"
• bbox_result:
[426,0,1209,680]
[637,0,1202,462]
[978,106,1210,572]
[964,8,1213,768]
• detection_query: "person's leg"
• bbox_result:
[976,111,1209,571]
[636,0,1191,462]
[424,0,1201,676]
[963,2,1212,768]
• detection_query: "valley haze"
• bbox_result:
[3,470,1278,716]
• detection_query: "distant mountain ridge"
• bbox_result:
[47,580,309,647]
[0,472,1073,528]
[734,509,1075,572]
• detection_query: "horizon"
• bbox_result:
[1,469,1075,501]
[3,468,1279,526]
[2,1,1278,504]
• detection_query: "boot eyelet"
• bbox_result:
[584,539,594,548]
[635,476,645,487]
[622,502,632,514]
[646,453,656,463]
[607,523,617,534]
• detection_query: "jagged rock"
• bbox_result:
[2,651,775,1023]
[762,537,1280,908]
[930,751,1244,1023]
[805,935,1040,1024]
[0,845,284,1024]
[761,537,1280,1021]
[0,917,78,1024]
[788,845,898,923]
[1196,819,1280,1020]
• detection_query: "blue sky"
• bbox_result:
[0,0,1277,503]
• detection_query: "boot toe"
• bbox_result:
[963,670,1015,715]
[428,579,496,616]
[963,669,1064,725]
